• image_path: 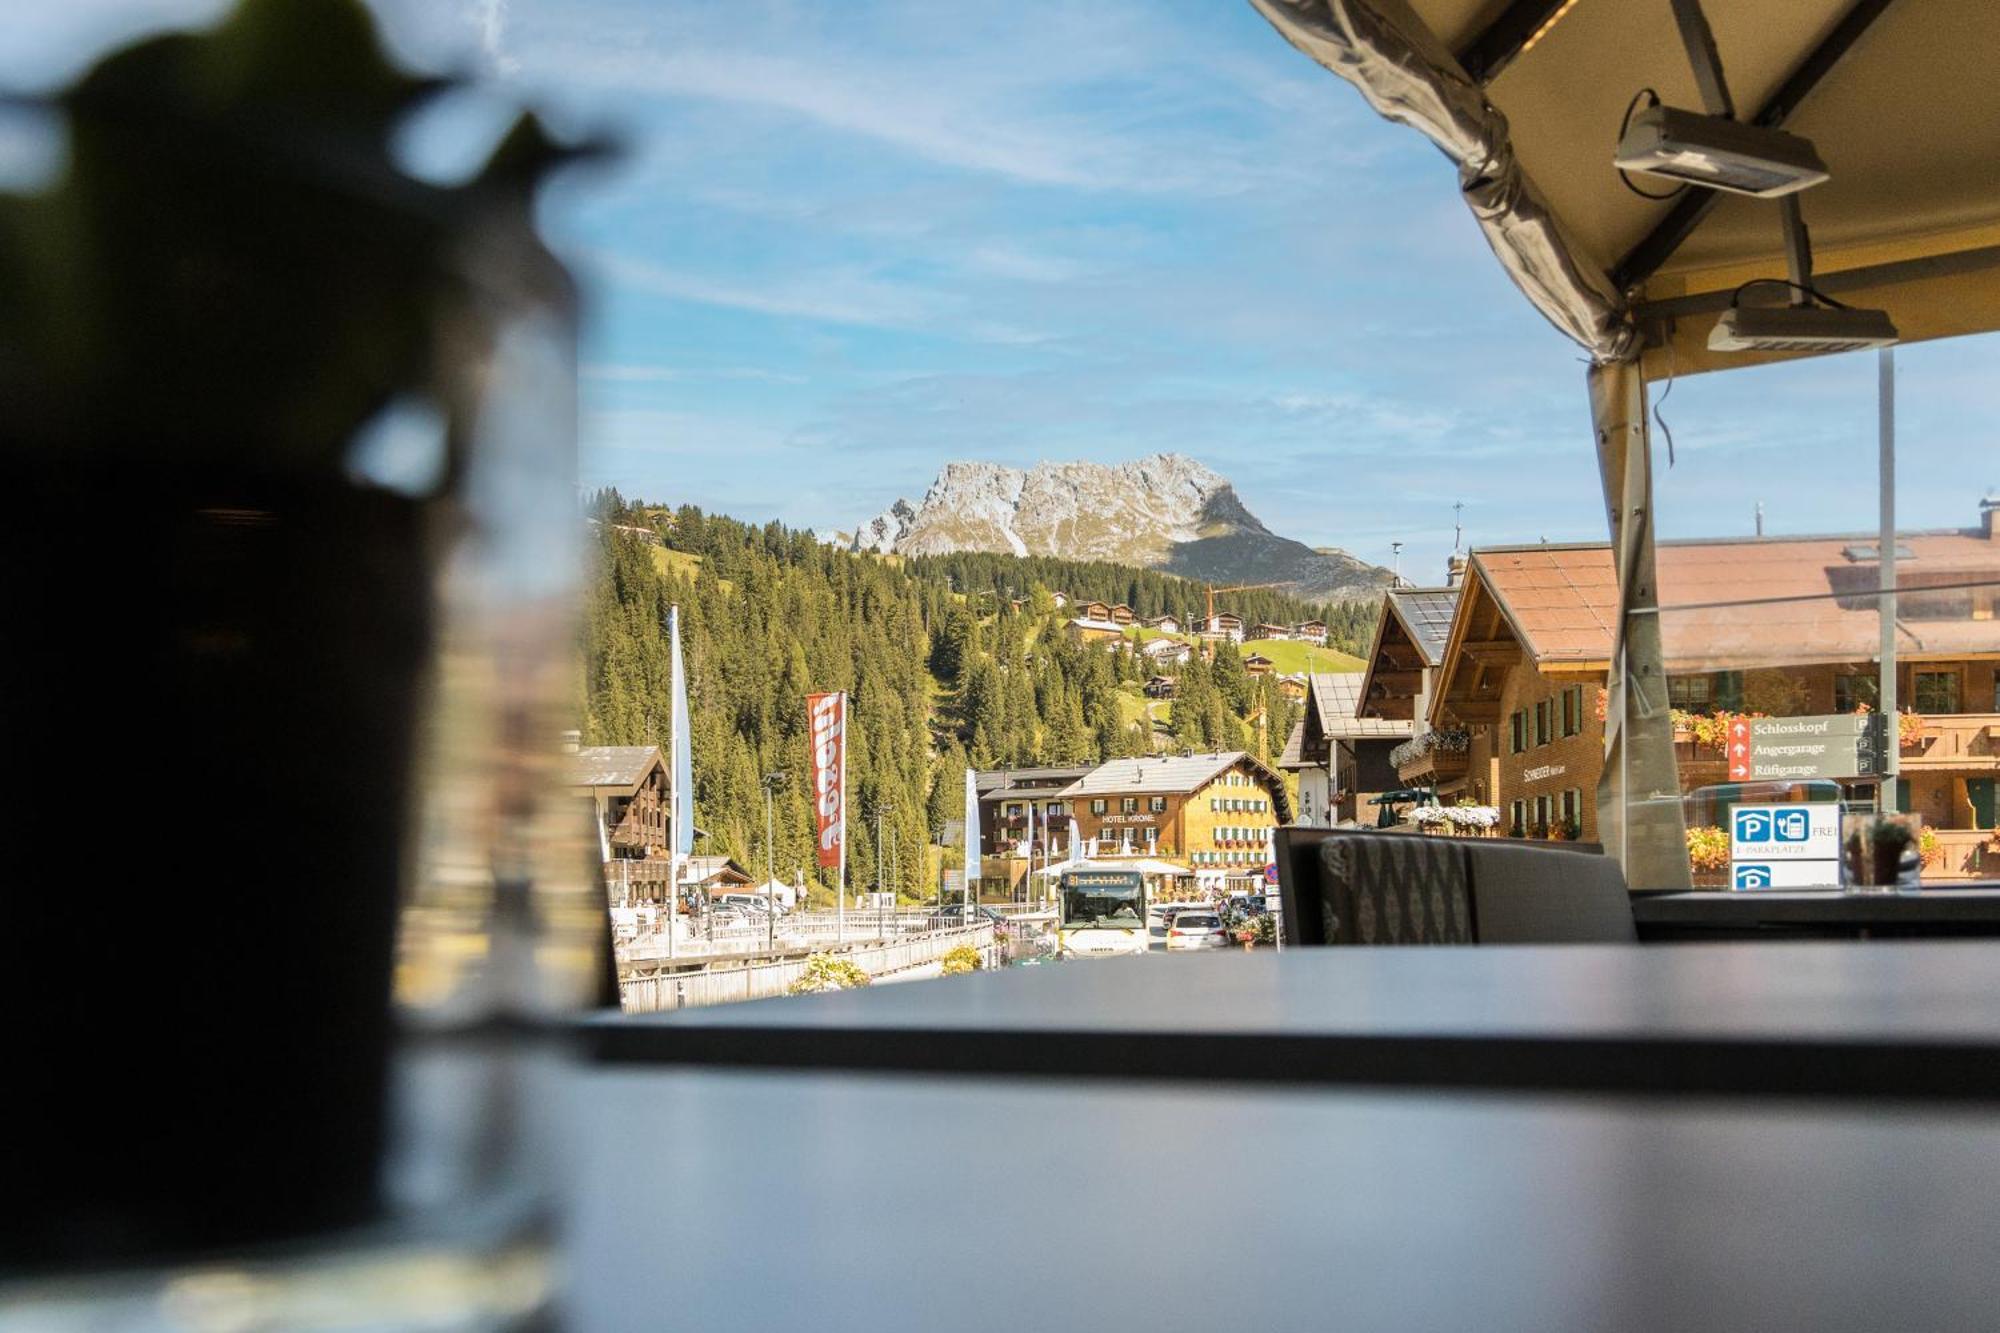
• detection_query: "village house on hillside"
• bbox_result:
[1142,637,1192,666]
[1066,615,1124,646]
[1414,501,2000,873]
[1197,612,1245,644]
[1145,613,1182,634]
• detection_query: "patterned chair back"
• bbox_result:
[1315,833,1474,945]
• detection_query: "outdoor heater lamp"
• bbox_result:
[1614,104,1829,198]
[1708,302,1899,353]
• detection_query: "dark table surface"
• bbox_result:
[561,1065,2000,1332]
[586,943,2000,1100]
[1633,886,2000,932]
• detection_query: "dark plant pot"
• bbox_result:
[8,459,435,1267]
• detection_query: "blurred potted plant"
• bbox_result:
[1844,817,1914,888]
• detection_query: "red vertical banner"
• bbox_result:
[807,692,847,869]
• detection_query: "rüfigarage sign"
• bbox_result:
[806,691,846,870]
[1727,714,1884,782]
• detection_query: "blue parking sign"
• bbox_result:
[1733,808,1772,843]
[1734,864,1773,890]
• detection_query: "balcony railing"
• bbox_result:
[1899,713,2000,769]
[1392,728,1471,782]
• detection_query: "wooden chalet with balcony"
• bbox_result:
[1424,502,2000,867]
[1197,612,1245,644]
[1354,586,1462,791]
[569,743,673,903]
[1278,673,1413,827]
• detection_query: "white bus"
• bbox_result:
[1057,869,1148,958]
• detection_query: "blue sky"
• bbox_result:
[10,0,1997,586]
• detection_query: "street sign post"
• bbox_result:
[1727,715,1885,782]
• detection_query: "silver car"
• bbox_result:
[1166,911,1228,951]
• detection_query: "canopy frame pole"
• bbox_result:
[1590,360,1691,889]
[1667,0,1735,118]
[1878,347,1899,813]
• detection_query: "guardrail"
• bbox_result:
[620,923,997,1013]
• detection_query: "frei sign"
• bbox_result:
[1727,802,1842,890]
[1726,714,1884,782]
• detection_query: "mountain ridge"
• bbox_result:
[851,452,1391,601]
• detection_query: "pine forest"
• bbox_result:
[581,492,1365,902]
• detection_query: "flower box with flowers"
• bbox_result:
[1411,804,1502,837]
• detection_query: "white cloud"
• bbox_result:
[590,251,937,330]
[583,363,803,384]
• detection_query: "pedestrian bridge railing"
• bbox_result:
[620,922,997,1013]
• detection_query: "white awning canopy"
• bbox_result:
[1252,0,2000,376]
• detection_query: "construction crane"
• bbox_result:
[1245,703,1269,761]
[1199,581,1285,658]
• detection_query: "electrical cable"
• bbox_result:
[1616,89,1688,201]
[1652,331,1677,467]
[1727,277,1855,310]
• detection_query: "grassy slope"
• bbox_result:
[1243,639,1365,675]
[1121,627,1362,674]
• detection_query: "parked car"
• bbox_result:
[715,893,779,916]
[930,903,1009,935]
[1147,901,1199,945]
[1166,911,1228,951]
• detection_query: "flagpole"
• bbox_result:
[837,691,848,945]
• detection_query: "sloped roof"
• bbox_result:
[685,856,752,887]
[1386,588,1460,666]
[1278,719,1309,770]
[1311,672,1413,740]
[1059,752,1293,821]
[1475,525,2000,668]
[567,745,662,791]
[976,765,1096,797]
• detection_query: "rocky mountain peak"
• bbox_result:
[849,453,1389,601]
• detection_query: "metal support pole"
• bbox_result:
[1879,347,1899,812]
[1667,0,1736,118]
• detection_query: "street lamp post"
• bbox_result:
[875,802,894,942]
[762,770,787,955]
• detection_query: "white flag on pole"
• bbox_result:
[963,767,980,907]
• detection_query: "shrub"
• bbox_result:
[1686,826,1730,873]
[786,954,871,995]
[1919,827,1942,868]
[939,944,983,975]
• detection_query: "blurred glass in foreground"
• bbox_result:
[0,0,608,1324]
